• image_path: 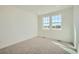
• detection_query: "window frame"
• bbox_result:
[51,14,62,30]
[42,14,62,30]
[42,16,50,30]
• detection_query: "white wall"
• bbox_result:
[38,7,74,43]
[73,6,79,52]
[0,6,37,49]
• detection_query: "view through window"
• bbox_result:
[42,15,62,30]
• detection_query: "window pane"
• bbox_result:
[43,16,50,28]
[43,23,49,26]
[52,15,62,29]
[52,15,61,22]
[43,16,50,23]
[52,16,56,22]
[57,15,61,22]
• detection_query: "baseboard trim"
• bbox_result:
[39,36,72,43]
[0,36,37,49]
[51,41,77,54]
[39,36,76,54]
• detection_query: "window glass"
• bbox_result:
[43,16,50,29]
[52,15,62,29]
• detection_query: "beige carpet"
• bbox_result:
[0,37,69,54]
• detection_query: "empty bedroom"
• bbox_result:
[0,5,79,54]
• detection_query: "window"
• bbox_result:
[42,15,62,30]
[51,15,62,29]
[43,16,50,29]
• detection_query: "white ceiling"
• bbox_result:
[15,5,72,15]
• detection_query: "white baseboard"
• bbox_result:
[51,41,77,54]
[0,36,37,49]
[39,36,72,43]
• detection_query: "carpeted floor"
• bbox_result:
[0,37,69,54]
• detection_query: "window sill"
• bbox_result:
[51,28,62,30]
[42,28,50,30]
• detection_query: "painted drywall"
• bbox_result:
[0,6,37,49]
[38,7,74,43]
[73,6,79,53]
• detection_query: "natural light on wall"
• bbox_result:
[42,14,62,30]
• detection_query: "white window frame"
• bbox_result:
[51,14,62,30]
[42,16,50,30]
[42,14,62,30]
